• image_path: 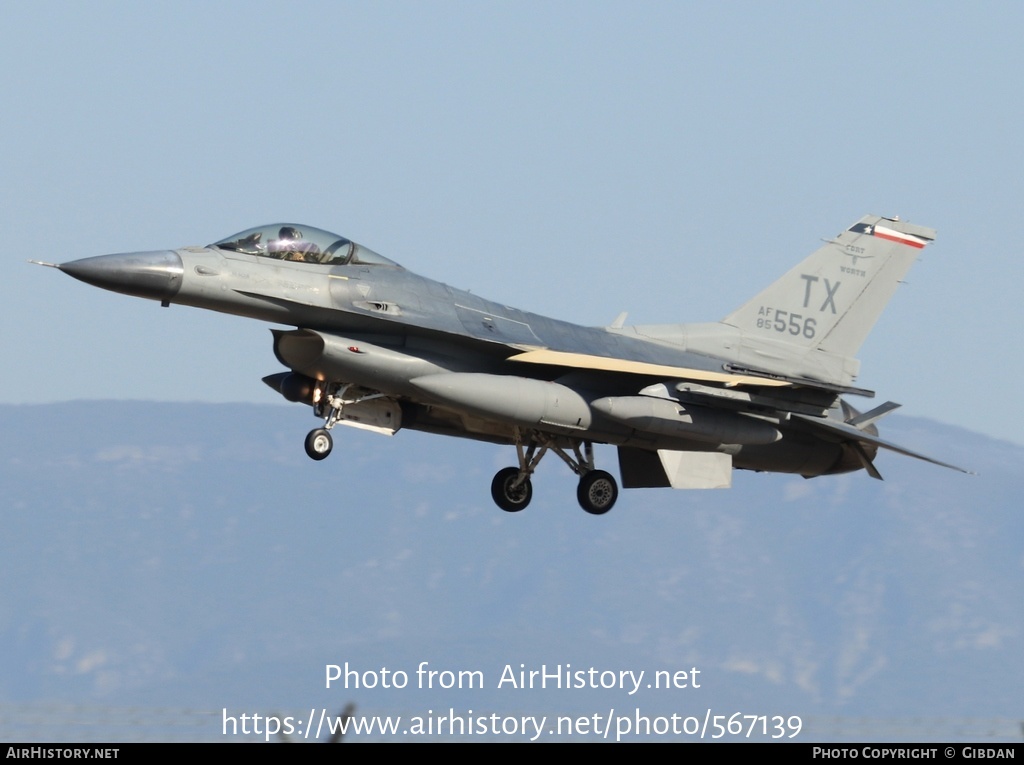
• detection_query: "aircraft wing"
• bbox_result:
[506,348,876,400]
[505,349,792,387]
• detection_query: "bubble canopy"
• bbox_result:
[211,224,400,267]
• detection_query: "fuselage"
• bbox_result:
[57,225,866,479]
[49,216,968,514]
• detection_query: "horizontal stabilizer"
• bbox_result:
[847,401,901,429]
[791,413,973,474]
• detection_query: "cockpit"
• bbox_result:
[211,224,401,268]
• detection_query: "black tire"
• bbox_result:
[577,470,618,515]
[304,428,333,461]
[490,467,532,512]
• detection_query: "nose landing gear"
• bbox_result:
[302,382,401,462]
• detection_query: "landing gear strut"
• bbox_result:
[303,382,395,462]
[490,429,619,515]
[304,382,344,462]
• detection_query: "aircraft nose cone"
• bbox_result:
[59,250,184,302]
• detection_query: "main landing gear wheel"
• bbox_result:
[304,428,333,461]
[577,470,618,515]
[491,467,533,512]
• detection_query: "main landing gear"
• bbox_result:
[491,429,619,515]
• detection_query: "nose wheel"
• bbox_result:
[304,428,333,460]
[303,382,369,462]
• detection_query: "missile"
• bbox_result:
[591,396,781,445]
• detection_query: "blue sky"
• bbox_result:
[4,1,1023,445]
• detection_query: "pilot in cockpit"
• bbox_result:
[268,226,322,262]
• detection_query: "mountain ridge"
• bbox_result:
[1,401,1019,740]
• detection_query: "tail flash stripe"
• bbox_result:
[872,225,929,249]
[848,221,931,249]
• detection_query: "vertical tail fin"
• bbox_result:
[721,215,935,359]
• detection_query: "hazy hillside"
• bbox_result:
[0,402,1020,741]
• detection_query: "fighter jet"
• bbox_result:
[41,215,968,514]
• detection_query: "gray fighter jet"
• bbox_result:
[42,216,968,514]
